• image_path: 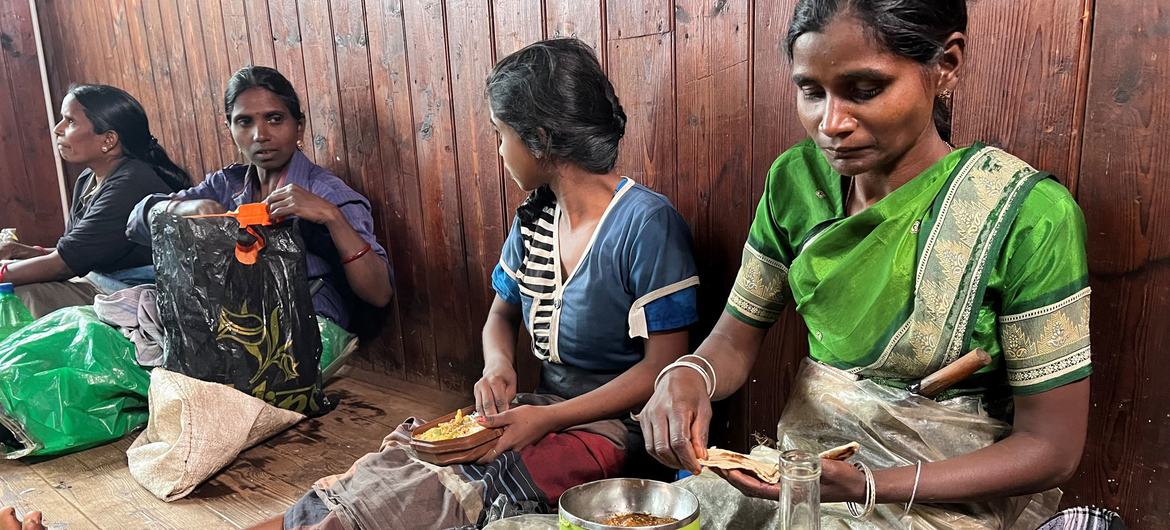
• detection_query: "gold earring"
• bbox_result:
[102,147,109,153]
[296,139,304,151]
[939,88,954,105]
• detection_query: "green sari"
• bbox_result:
[728,139,1091,398]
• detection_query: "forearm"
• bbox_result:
[691,312,769,400]
[482,311,518,370]
[546,358,666,431]
[324,210,393,307]
[3,252,76,285]
[3,243,50,260]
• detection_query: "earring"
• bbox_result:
[102,147,110,153]
[939,88,954,106]
[296,139,304,151]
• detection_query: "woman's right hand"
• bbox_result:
[640,367,713,474]
[475,362,517,416]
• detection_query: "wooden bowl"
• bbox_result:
[409,406,502,465]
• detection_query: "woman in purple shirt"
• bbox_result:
[127,66,393,328]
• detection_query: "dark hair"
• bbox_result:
[785,0,967,142]
[223,66,305,124]
[68,84,191,192]
[486,38,626,175]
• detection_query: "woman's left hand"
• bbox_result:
[712,468,780,500]
[475,405,559,464]
[264,184,340,225]
[714,457,862,502]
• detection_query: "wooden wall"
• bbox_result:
[0,0,63,245]
[15,0,1169,524]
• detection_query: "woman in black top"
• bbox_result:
[0,85,189,317]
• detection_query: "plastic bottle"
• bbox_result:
[0,283,34,343]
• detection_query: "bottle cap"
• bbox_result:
[0,283,13,294]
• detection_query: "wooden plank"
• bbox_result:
[0,0,64,244]
[446,0,506,372]
[221,0,254,70]
[545,0,603,52]
[176,0,230,173]
[152,0,209,181]
[243,0,277,68]
[400,0,477,391]
[0,459,97,529]
[366,0,434,382]
[604,0,670,40]
[187,459,305,529]
[673,0,754,453]
[1066,1,1170,523]
[491,0,543,222]
[268,0,317,165]
[952,0,1089,187]
[328,0,404,376]
[605,32,674,195]
[296,0,347,175]
[30,438,234,529]
[197,0,240,166]
[139,0,198,182]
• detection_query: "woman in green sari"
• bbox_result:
[641,0,1091,527]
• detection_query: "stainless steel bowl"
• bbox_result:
[558,478,700,530]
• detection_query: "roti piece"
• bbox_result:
[818,441,860,461]
[699,448,782,484]
[699,442,861,485]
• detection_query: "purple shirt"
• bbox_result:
[128,151,390,328]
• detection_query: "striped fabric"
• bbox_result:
[514,204,558,361]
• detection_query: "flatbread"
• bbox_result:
[698,442,861,485]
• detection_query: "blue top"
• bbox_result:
[492,179,700,373]
[127,151,390,328]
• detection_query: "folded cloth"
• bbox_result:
[127,368,305,501]
[1037,507,1127,530]
[93,284,165,366]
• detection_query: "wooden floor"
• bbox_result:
[0,369,469,529]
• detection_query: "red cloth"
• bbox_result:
[520,431,626,503]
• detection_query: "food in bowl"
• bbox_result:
[413,408,486,442]
[599,513,679,527]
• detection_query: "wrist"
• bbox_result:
[322,205,346,229]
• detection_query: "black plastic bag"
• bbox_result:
[150,212,332,416]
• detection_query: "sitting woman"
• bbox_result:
[250,38,699,530]
[126,65,393,329]
[0,85,190,317]
[641,0,1091,528]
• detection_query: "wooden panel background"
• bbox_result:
[0,0,1163,523]
[0,0,63,245]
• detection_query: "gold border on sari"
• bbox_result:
[1000,287,1092,390]
[728,243,789,325]
[859,147,1043,378]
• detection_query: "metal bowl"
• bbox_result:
[558,478,700,530]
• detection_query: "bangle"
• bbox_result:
[903,460,922,518]
[846,461,876,519]
[655,361,713,399]
[680,354,717,399]
[341,243,372,265]
[0,262,9,283]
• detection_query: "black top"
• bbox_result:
[57,158,175,276]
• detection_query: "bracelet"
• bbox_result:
[655,361,713,398]
[0,262,8,283]
[846,461,876,519]
[680,355,717,399]
[341,243,372,265]
[903,460,922,518]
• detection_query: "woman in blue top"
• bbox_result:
[248,38,701,530]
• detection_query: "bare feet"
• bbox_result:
[0,507,44,530]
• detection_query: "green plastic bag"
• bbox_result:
[0,307,150,458]
[318,317,357,381]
